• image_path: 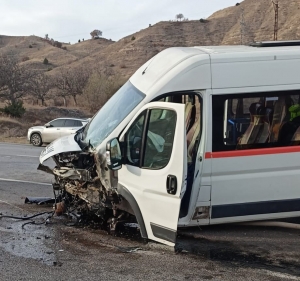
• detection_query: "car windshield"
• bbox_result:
[81,81,145,148]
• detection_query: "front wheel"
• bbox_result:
[30,133,42,146]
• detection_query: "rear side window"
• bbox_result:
[64,120,75,127]
[64,120,82,127]
[212,90,300,151]
[50,119,65,127]
[74,120,83,127]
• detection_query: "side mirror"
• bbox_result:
[45,123,51,128]
[106,138,122,170]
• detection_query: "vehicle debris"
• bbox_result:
[24,197,55,205]
[0,211,54,221]
[38,136,138,236]
[115,246,142,253]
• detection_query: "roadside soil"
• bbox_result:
[0,106,90,144]
[0,136,28,144]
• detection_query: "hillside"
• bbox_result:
[1,0,300,79]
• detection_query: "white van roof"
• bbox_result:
[130,42,300,96]
[196,44,300,62]
[130,47,209,94]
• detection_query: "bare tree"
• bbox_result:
[0,52,37,105]
[28,73,53,106]
[53,72,70,107]
[90,29,102,39]
[176,13,184,21]
[54,67,90,106]
[82,72,124,113]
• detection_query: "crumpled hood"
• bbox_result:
[39,134,82,164]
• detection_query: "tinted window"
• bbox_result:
[64,120,76,127]
[212,90,300,151]
[126,112,146,166]
[49,119,65,127]
[126,108,176,169]
[74,120,83,127]
[143,109,176,169]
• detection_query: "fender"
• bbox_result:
[117,184,148,239]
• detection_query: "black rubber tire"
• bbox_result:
[30,133,42,146]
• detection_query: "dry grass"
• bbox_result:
[0,136,27,144]
[0,116,23,126]
[0,106,88,142]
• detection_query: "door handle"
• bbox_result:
[166,175,177,195]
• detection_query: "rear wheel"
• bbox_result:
[30,133,42,146]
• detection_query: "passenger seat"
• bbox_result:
[185,101,196,132]
[270,96,292,142]
[239,103,265,145]
[187,117,201,163]
[256,107,273,143]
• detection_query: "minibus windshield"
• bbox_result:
[81,81,145,148]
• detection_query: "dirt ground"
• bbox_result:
[0,105,89,142]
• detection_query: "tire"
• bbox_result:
[30,133,42,146]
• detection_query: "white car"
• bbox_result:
[27,117,89,146]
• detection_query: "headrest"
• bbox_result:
[249,103,264,115]
[261,107,273,124]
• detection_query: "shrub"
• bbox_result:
[131,36,136,41]
[43,58,49,65]
[22,56,30,62]
[236,3,240,6]
[199,18,208,23]
[120,64,127,69]
[29,44,32,48]
[62,46,67,50]
[47,67,53,71]
[3,101,26,117]
[53,41,62,48]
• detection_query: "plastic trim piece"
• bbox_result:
[117,184,148,239]
[250,40,300,48]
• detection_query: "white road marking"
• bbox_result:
[17,155,39,158]
[0,178,51,186]
[1,154,39,158]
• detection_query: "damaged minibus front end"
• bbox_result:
[38,134,133,233]
[37,47,204,246]
[38,80,146,233]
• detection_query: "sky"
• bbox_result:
[1,0,240,44]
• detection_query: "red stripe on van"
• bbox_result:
[205,146,300,159]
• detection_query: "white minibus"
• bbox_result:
[40,41,300,246]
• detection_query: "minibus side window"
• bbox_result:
[212,90,300,151]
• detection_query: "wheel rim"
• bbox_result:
[31,134,41,146]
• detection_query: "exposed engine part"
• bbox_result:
[54,201,66,216]
[38,150,137,236]
[53,167,93,182]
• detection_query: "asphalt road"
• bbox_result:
[1,143,300,280]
